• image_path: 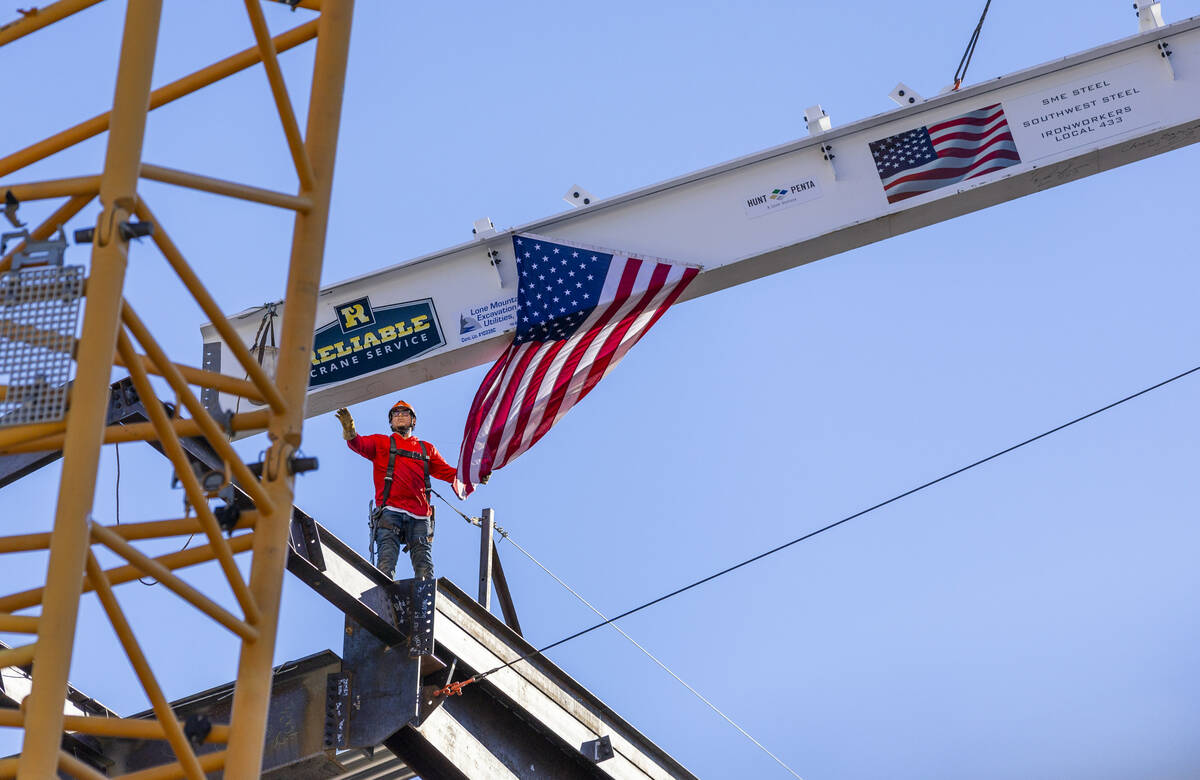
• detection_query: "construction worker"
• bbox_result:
[335,400,461,580]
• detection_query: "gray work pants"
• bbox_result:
[374,509,433,580]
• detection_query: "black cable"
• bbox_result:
[953,0,992,90]
[115,441,195,585]
[429,487,473,524]
[473,362,1200,682]
[115,442,152,585]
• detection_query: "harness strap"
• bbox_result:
[382,437,432,504]
[380,434,400,509]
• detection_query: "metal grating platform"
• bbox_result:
[0,264,84,426]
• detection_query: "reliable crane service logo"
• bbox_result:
[309,296,445,387]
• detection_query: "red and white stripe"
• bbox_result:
[457,253,697,495]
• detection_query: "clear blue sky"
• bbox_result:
[3,2,1199,777]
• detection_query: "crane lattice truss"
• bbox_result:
[0,1,350,778]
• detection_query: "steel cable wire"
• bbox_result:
[460,361,1200,684]
[953,0,993,90]
[495,529,805,779]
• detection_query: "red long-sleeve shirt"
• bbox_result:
[347,433,457,517]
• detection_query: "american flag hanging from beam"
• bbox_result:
[870,103,1022,204]
[457,234,699,496]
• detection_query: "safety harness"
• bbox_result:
[368,434,433,565]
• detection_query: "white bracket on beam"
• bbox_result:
[888,82,923,107]
[472,216,496,239]
[472,217,504,286]
[1137,0,1165,32]
[818,141,838,180]
[1155,39,1176,79]
[485,245,503,287]
[804,104,831,134]
[563,184,596,208]
[805,105,836,177]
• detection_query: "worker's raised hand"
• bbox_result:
[334,407,357,441]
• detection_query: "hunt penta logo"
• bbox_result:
[309,297,445,388]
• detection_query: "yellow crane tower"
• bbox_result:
[0,1,353,777]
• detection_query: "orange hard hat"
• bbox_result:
[388,399,416,421]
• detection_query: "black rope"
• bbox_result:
[953,0,992,90]
[471,361,1200,683]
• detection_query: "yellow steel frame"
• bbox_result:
[0,0,352,777]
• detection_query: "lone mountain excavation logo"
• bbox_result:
[309,297,444,388]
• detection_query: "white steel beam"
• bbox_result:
[203,16,1200,418]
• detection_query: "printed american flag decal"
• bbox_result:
[870,103,1021,204]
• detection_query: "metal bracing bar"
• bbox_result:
[0,194,92,273]
[478,508,494,609]
[1,175,100,201]
[0,532,255,614]
[83,552,207,780]
[224,3,354,774]
[0,643,36,668]
[90,523,258,642]
[102,513,256,540]
[121,303,276,516]
[17,6,161,772]
[0,710,229,742]
[0,614,38,633]
[113,351,266,403]
[0,409,270,455]
[0,0,106,48]
[139,164,311,212]
[0,421,68,452]
[134,200,288,415]
[0,532,56,553]
[242,0,316,192]
[55,751,107,780]
[117,330,261,624]
[490,545,522,636]
[0,19,318,180]
[0,515,250,553]
[119,750,227,780]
